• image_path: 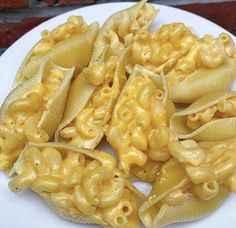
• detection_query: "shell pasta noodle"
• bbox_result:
[170,91,236,141]
[127,23,198,74]
[168,33,236,103]
[138,138,236,227]
[106,64,176,176]
[14,20,99,87]
[0,59,74,172]
[91,0,157,62]
[3,1,236,227]
[139,158,229,228]
[8,142,145,227]
[55,47,127,149]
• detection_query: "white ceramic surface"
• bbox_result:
[1,2,236,228]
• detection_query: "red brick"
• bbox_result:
[41,0,57,6]
[176,2,236,32]
[0,0,28,9]
[58,0,96,5]
[0,17,51,49]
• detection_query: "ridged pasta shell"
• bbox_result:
[138,158,229,227]
[55,47,128,150]
[0,59,74,172]
[14,22,99,87]
[153,187,229,227]
[54,71,96,142]
[169,58,236,103]
[170,91,236,141]
[9,142,144,227]
[54,47,127,148]
[1,59,74,138]
[136,66,176,122]
[91,0,157,61]
[106,65,176,175]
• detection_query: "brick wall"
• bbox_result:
[0,0,236,55]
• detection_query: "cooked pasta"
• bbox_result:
[0,60,74,172]
[127,23,198,74]
[2,1,236,228]
[106,64,176,176]
[9,142,144,227]
[14,20,99,87]
[168,33,236,103]
[91,0,157,61]
[170,91,236,141]
[55,48,127,149]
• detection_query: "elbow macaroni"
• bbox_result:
[106,65,176,176]
[0,62,73,172]
[9,143,142,227]
[33,16,88,56]
[3,2,236,227]
[59,51,126,149]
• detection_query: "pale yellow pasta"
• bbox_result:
[170,91,236,141]
[106,65,176,176]
[127,23,198,74]
[139,157,229,227]
[167,33,236,86]
[4,2,236,228]
[8,142,144,227]
[185,166,213,184]
[91,0,157,61]
[0,60,74,172]
[193,180,219,200]
[168,140,206,166]
[56,49,127,149]
[131,159,162,183]
[14,17,98,87]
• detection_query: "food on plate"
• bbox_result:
[0,60,74,172]
[9,142,144,227]
[127,23,236,104]
[1,1,236,227]
[14,20,99,87]
[170,91,236,141]
[127,23,198,74]
[55,47,127,149]
[168,33,236,103]
[91,0,157,61]
[139,137,236,227]
[106,64,176,176]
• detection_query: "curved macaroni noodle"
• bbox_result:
[106,65,176,176]
[9,142,144,227]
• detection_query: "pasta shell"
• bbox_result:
[127,23,198,74]
[14,22,99,87]
[0,59,74,172]
[170,91,236,141]
[169,58,236,103]
[153,186,229,227]
[9,142,144,227]
[55,48,127,149]
[106,64,176,176]
[138,158,229,227]
[91,0,157,61]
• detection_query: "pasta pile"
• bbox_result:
[1,1,236,227]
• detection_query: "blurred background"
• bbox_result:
[0,0,236,56]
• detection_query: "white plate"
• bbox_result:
[1,2,236,228]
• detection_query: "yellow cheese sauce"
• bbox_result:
[167,33,236,86]
[128,23,198,73]
[0,69,64,171]
[107,72,175,176]
[9,146,140,227]
[60,56,123,148]
[33,16,88,56]
[187,97,236,130]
